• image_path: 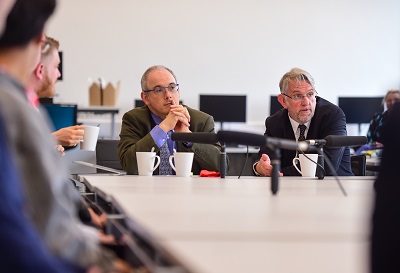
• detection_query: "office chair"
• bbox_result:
[95,139,123,173]
[351,155,367,176]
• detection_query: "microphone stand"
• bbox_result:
[316,144,325,180]
[220,142,227,178]
[270,147,281,195]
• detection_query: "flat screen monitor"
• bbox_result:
[338,97,384,124]
[199,95,246,123]
[270,95,283,116]
[41,103,77,131]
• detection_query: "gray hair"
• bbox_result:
[385,89,400,102]
[279,67,316,94]
[140,65,177,91]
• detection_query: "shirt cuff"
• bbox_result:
[253,161,262,176]
[150,125,168,148]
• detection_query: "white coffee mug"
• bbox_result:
[80,126,100,151]
[169,152,194,177]
[292,154,318,177]
[136,152,160,176]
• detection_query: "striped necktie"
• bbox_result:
[298,124,307,141]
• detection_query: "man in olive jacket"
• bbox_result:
[118,65,225,175]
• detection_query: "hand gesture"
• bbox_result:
[159,104,190,133]
[256,153,283,177]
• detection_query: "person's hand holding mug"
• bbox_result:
[52,125,85,147]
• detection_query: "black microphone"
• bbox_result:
[220,144,227,178]
[304,135,367,148]
[266,137,309,151]
[324,135,367,147]
[305,139,327,146]
[171,132,219,144]
[217,131,266,146]
[217,131,311,151]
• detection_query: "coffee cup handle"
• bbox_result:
[292,157,302,175]
[168,155,176,172]
[152,155,161,172]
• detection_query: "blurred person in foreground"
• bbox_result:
[27,35,85,148]
[0,0,78,271]
[0,0,133,272]
[0,0,14,33]
[253,67,353,176]
[118,65,225,175]
[371,100,400,273]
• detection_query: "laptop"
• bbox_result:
[73,161,127,175]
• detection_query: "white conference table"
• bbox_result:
[79,175,375,273]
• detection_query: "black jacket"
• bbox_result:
[258,97,353,176]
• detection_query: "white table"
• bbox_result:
[79,175,375,273]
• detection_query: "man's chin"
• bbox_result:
[298,114,313,123]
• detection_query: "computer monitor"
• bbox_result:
[270,95,283,116]
[199,95,246,123]
[338,97,384,124]
[41,103,77,131]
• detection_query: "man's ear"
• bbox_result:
[140,92,150,106]
[277,94,288,109]
[34,63,45,80]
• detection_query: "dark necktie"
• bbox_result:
[159,141,173,175]
[298,124,307,141]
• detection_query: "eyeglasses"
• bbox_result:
[143,83,179,96]
[281,91,318,101]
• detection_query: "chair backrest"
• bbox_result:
[270,95,283,116]
[134,99,145,108]
[95,139,122,173]
[351,155,367,176]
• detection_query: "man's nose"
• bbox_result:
[164,88,172,98]
[300,95,311,104]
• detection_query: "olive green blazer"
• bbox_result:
[118,105,226,175]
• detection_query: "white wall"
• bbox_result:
[46,0,400,135]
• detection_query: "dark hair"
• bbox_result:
[0,0,56,49]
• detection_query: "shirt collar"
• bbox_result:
[150,111,162,125]
[287,113,311,138]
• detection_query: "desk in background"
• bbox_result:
[79,175,375,273]
[78,106,119,139]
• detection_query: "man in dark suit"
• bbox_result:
[254,67,353,176]
[118,65,224,175]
